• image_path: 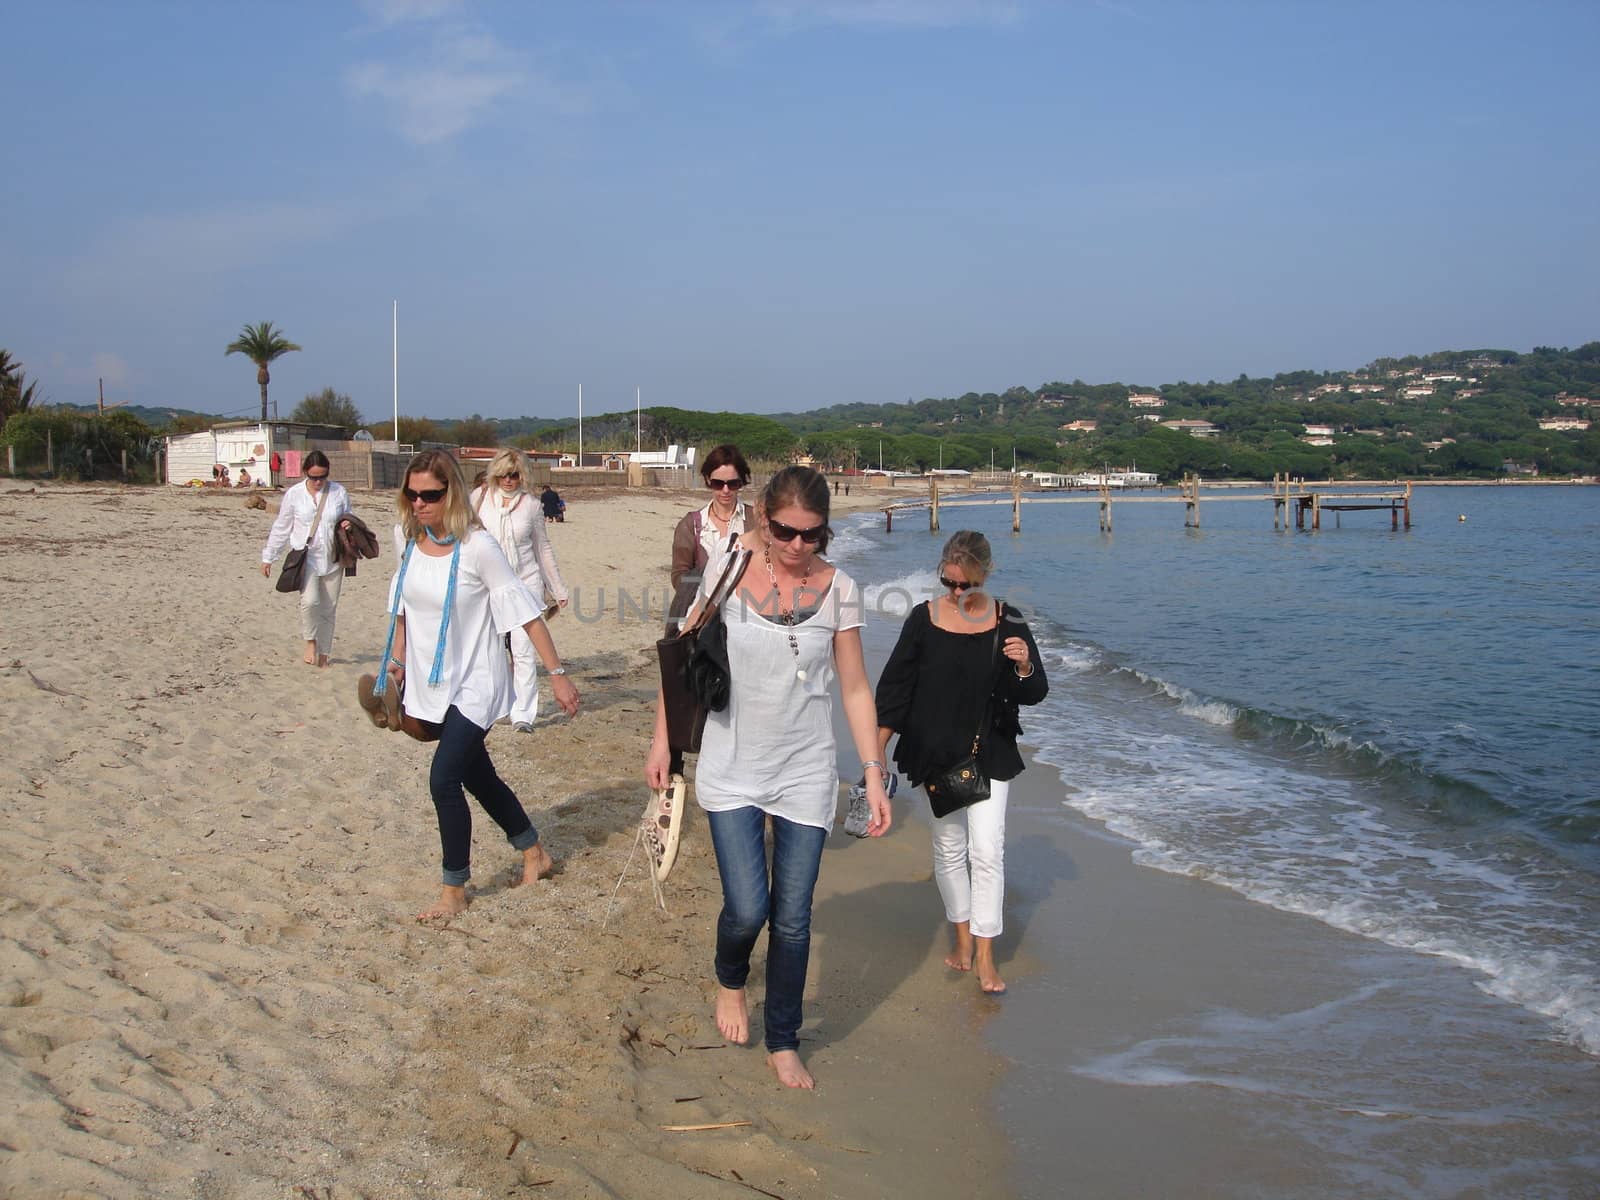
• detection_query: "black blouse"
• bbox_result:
[874,601,1049,786]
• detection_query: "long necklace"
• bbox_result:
[764,545,811,681]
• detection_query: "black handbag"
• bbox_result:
[924,616,1001,819]
[274,482,330,594]
[656,545,751,755]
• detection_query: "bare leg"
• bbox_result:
[974,935,1006,994]
[417,884,469,922]
[715,986,749,1044]
[945,920,975,971]
[303,639,318,665]
[768,1049,815,1090]
[519,841,554,885]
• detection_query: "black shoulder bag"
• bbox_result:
[655,544,752,755]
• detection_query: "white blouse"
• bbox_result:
[696,499,750,562]
[692,546,867,829]
[261,480,350,577]
[387,526,542,729]
[469,486,568,606]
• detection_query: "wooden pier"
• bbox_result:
[882,474,1414,534]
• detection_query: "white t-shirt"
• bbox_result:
[387,526,542,728]
[693,546,867,829]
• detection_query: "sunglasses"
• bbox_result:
[305,471,328,481]
[708,478,744,491]
[939,575,978,591]
[498,472,520,482]
[768,518,826,545]
[403,485,448,504]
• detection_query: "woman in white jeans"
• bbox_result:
[874,530,1048,994]
[468,449,569,731]
[260,450,352,667]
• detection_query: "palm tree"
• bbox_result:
[0,349,39,433]
[225,321,302,422]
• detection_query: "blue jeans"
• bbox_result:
[706,806,827,1054]
[430,705,539,885]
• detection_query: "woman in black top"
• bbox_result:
[875,531,1047,993]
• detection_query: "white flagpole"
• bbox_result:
[391,301,399,442]
[578,384,583,466]
[636,386,641,454]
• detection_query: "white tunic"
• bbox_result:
[386,527,542,729]
[469,486,569,606]
[261,480,350,577]
[693,549,866,829]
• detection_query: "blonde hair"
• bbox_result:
[396,449,480,543]
[939,530,993,583]
[486,448,529,491]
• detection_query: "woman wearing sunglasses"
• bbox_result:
[260,449,353,667]
[873,530,1048,994]
[468,449,570,733]
[376,449,580,922]
[667,444,754,635]
[646,465,891,1089]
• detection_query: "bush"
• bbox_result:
[1,408,160,480]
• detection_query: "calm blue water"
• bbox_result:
[831,484,1600,1056]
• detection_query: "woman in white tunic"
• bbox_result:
[469,449,570,731]
[645,466,891,1089]
[375,450,580,921]
[259,449,352,667]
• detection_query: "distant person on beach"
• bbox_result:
[260,450,353,667]
[541,484,564,523]
[645,465,891,1089]
[667,443,754,635]
[873,530,1048,994]
[374,449,580,922]
[469,449,570,733]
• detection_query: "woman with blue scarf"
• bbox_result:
[376,450,581,921]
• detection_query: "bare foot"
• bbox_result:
[974,938,1006,993]
[768,1050,815,1089]
[416,885,469,922]
[945,921,975,972]
[317,654,330,668]
[519,842,555,885]
[715,986,749,1044]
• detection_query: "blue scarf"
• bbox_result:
[373,533,462,695]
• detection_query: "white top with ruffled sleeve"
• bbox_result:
[387,526,542,729]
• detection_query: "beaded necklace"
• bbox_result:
[764,544,811,681]
[373,528,463,694]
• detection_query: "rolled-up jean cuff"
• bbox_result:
[441,864,471,887]
[510,826,540,852]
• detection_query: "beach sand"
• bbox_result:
[0,480,1011,1199]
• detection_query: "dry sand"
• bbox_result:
[0,480,1009,1199]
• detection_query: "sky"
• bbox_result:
[5,0,1598,425]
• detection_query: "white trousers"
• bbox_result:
[508,625,540,725]
[298,567,344,656]
[930,777,1010,939]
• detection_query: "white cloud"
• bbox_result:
[758,0,1023,31]
[346,31,527,144]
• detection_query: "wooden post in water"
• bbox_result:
[1011,474,1022,532]
[929,475,940,532]
[1312,492,1321,531]
[885,508,893,532]
[1403,482,1412,530]
[1183,473,1201,528]
[1098,483,1112,533]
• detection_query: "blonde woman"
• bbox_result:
[469,449,570,732]
[874,530,1048,994]
[375,450,580,921]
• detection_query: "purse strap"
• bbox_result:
[686,544,752,635]
[967,603,1002,756]
[301,481,331,550]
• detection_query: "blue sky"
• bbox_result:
[5,0,1597,425]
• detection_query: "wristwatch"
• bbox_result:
[548,666,567,676]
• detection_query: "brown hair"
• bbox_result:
[700,444,751,485]
[396,449,480,543]
[939,530,993,583]
[761,465,831,553]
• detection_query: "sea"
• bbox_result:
[828,483,1600,1198]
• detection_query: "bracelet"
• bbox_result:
[861,759,887,778]
[1014,661,1034,679]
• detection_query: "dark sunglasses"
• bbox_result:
[498,471,520,482]
[939,575,977,591]
[403,485,448,503]
[707,477,744,491]
[768,517,826,544]
[305,471,328,480]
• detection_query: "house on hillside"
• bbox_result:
[1539,417,1591,431]
[1058,419,1098,432]
[1160,419,1219,437]
[1128,392,1165,408]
